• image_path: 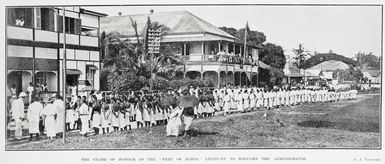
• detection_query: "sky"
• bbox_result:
[86,5,382,58]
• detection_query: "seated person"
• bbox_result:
[15,17,25,26]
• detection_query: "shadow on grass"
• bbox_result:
[297,120,379,133]
[187,129,220,137]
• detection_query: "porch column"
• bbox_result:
[218,42,221,52]
[183,43,187,55]
[217,71,220,88]
[201,42,205,55]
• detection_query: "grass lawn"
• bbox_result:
[6,94,380,150]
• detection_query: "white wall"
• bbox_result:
[35,47,57,59]
[80,14,99,27]
[35,30,58,42]
[8,45,33,58]
[7,26,33,40]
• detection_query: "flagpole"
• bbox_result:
[62,7,67,143]
[243,22,248,87]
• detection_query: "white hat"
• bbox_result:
[18,92,27,97]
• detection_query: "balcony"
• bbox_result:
[178,53,257,66]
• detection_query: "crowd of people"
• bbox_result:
[9,85,358,141]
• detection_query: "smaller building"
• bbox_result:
[363,70,381,84]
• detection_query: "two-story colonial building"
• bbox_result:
[101,10,269,87]
[6,7,107,96]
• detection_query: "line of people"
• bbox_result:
[11,86,358,141]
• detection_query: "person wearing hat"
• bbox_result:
[27,96,43,141]
[41,97,57,140]
[10,92,27,140]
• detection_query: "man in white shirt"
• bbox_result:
[11,92,27,140]
[53,95,65,138]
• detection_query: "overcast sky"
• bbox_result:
[86,5,382,58]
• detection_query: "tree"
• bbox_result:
[219,26,266,46]
[100,18,181,92]
[292,44,311,69]
[355,52,381,70]
[338,67,363,83]
[259,43,286,69]
[303,52,357,69]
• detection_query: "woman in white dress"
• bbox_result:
[223,92,230,116]
[100,99,111,134]
[41,97,57,140]
[236,91,243,112]
[77,98,90,137]
[135,99,144,129]
[142,99,151,127]
[243,90,250,112]
[110,98,120,132]
[166,105,183,137]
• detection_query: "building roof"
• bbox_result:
[101,11,235,40]
[320,71,333,79]
[366,70,381,77]
[284,64,303,77]
[308,60,350,71]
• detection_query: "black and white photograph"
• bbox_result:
[1,0,384,163]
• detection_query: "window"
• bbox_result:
[7,8,34,28]
[57,16,81,34]
[81,27,98,36]
[40,8,55,31]
[86,67,96,86]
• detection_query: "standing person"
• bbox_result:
[73,96,81,130]
[11,92,27,140]
[135,98,144,129]
[249,90,256,111]
[242,90,250,112]
[27,82,34,104]
[236,90,243,113]
[223,92,230,117]
[41,97,57,140]
[65,97,74,131]
[110,98,120,132]
[100,99,111,134]
[53,94,65,138]
[166,104,183,137]
[78,98,90,137]
[142,97,151,127]
[90,95,102,135]
[118,98,127,131]
[27,96,43,141]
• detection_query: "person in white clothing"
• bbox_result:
[11,92,27,140]
[27,96,43,141]
[53,94,65,138]
[41,97,57,140]
[78,98,90,137]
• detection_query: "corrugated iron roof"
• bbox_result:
[101,10,235,40]
[308,60,350,71]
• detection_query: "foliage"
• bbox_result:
[292,44,311,69]
[259,43,286,69]
[268,67,285,85]
[219,26,266,46]
[338,67,364,83]
[168,79,212,90]
[355,52,381,70]
[303,52,357,69]
[100,19,181,91]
